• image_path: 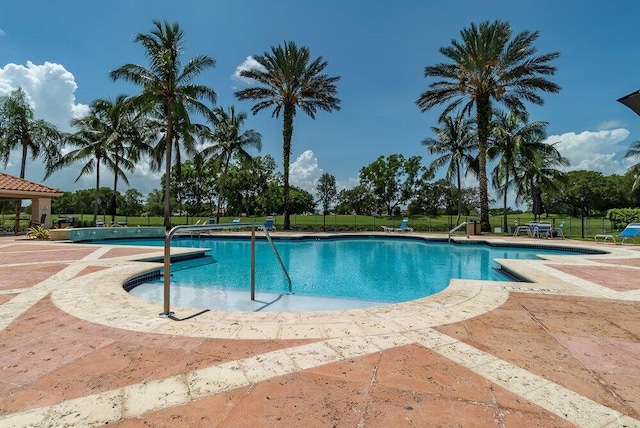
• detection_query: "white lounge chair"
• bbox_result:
[381,218,413,232]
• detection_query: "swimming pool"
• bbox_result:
[98,236,590,308]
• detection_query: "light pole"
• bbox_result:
[580,196,585,239]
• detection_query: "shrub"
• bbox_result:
[26,225,51,240]
[606,208,640,230]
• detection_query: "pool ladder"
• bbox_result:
[448,222,468,243]
[160,222,292,317]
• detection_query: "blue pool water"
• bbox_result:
[96,236,586,305]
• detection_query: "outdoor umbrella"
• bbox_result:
[617,89,640,116]
[532,188,543,222]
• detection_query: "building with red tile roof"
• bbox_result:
[0,172,63,228]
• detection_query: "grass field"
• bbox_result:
[2,212,610,239]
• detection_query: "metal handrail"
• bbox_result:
[262,228,292,293]
[160,222,291,317]
[448,222,468,243]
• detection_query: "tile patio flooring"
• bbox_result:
[0,233,638,427]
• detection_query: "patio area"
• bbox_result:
[0,233,638,427]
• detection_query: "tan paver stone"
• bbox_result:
[110,387,249,427]
[284,341,344,370]
[122,375,190,418]
[524,382,626,427]
[99,247,164,259]
[187,363,252,399]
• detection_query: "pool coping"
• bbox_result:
[46,232,639,340]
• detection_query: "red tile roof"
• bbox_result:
[0,172,63,195]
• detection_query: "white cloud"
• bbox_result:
[598,120,622,130]
[0,61,89,130]
[547,128,631,175]
[289,150,323,194]
[232,56,265,84]
[0,62,93,193]
[0,29,6,37]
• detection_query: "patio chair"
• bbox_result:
[30,213,47,228]
[594,223,640,244]
[262,216,276,231]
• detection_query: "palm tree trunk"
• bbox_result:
[14,139,29,233]
[216,155,231,223]
[94,158,100,225]
[163,116,174,230]
[111,146,119,224]
[503,176,509,232]
[456,160,462,226]
[476,97,491,232]
[282,105,294,230]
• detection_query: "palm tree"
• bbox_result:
[110,20,217,229]
[488,110,548,230]
[416,20,560,232]
[623,141,640,190]
[422,113,477,225]
[235,41,340,230]
[45,101,134,224]
[512,136,568,221]
[200,105,262,222]
[89,96,153,223]
[0,87,62,231]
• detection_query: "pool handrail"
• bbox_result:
[160,222,291,317]
[448,222,468,243]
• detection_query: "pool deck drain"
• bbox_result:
[0,233,638,426]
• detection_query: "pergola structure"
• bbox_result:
[617,89,640,116]
[0,172,63,229]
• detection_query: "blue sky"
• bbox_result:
[2,0,640,207]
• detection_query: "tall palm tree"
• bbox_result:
[235,41,340,230]
[45,101,135,224]
[416,20,560,232]
[0,87,62,231]
[488,110,548,230]
[422,113,477,225]
[200,105,262,222]
[623,140,640,190]
[110,20,217,229]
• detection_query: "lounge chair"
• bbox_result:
[512,221,532,237]
[382,218,413,232]
[595,223,640,244]
[231,218,241,225]
[532,222,553,239]
[262,216,276,231]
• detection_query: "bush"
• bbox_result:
[606,208,640,230]
[26,225,51,240]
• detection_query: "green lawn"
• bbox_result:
[30,212,614,239]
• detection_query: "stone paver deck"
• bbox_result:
[0,233,638,427]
